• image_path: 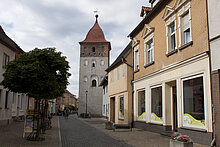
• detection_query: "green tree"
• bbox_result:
[1,48,71,140]
[1,48,71,99]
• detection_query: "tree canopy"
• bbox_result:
[1,48,71,100]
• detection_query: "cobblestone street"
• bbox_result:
[0,115,210,147]
[59,114,131,147]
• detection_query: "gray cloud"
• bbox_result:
[0,0,150,97]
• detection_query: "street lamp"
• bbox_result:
[85,90,88,115]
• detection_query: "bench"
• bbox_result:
[113,124,132,132]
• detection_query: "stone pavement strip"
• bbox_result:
[79,117,210,147]
[0,116,60,147]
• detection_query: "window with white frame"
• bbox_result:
[122,63,125,77]
[119,96,124,119]
[182,75,205,129]
[3,53,10,68]
[137,90,146,121]
[110,70,114,83]
[146,39,154,64]
[134,45,139,71]
[181,11,191,45]
[151,86,163,123]
[168,22,176,52]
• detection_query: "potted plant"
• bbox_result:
[170,132,193,147]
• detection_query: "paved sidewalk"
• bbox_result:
[79,117,210,147]
[0,116,60,147]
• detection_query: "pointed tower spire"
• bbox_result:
[80,11,108,43]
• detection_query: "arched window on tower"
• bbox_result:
[92,60,96,67]
[92,80,97,87]
[92,47,95,52]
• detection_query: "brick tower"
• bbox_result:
[78,15,111,116]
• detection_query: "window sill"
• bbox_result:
[118,118,124,121]
[144,61,155,68]
[179,41,193,51]
[134,69,139,73]
[166,49,178,57]
[180,126,207,132]
[148,121,163,126]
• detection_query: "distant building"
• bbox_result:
[106,42,132,125]
[78,15,111,116]
[99,75,109,118]
[0,25,28,125]
[207,0,220,146]
[56,89,76,112]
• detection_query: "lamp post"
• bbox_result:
[85,90,88,115]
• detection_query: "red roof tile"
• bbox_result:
[81,17,107,43]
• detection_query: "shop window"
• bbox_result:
[137,90,145,121]
[182,76,205,128]
[151,86,162,123]
[119,96,124,119]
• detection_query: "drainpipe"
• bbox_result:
[205,0,216,146]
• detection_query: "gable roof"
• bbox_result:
[64,89,76,98]
[80,16,109,43]
[128,0,171,38]
[0,25,24,53]
[106,41,132,72]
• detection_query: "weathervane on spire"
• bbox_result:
[93,8,99,21]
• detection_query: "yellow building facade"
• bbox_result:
[129,0,212,145]
[107,42,133,125]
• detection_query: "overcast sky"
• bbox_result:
[0,0,150,97]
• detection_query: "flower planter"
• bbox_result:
[105,121,114,130]
[170,139,193,147]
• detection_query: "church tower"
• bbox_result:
[78,14,111,116]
